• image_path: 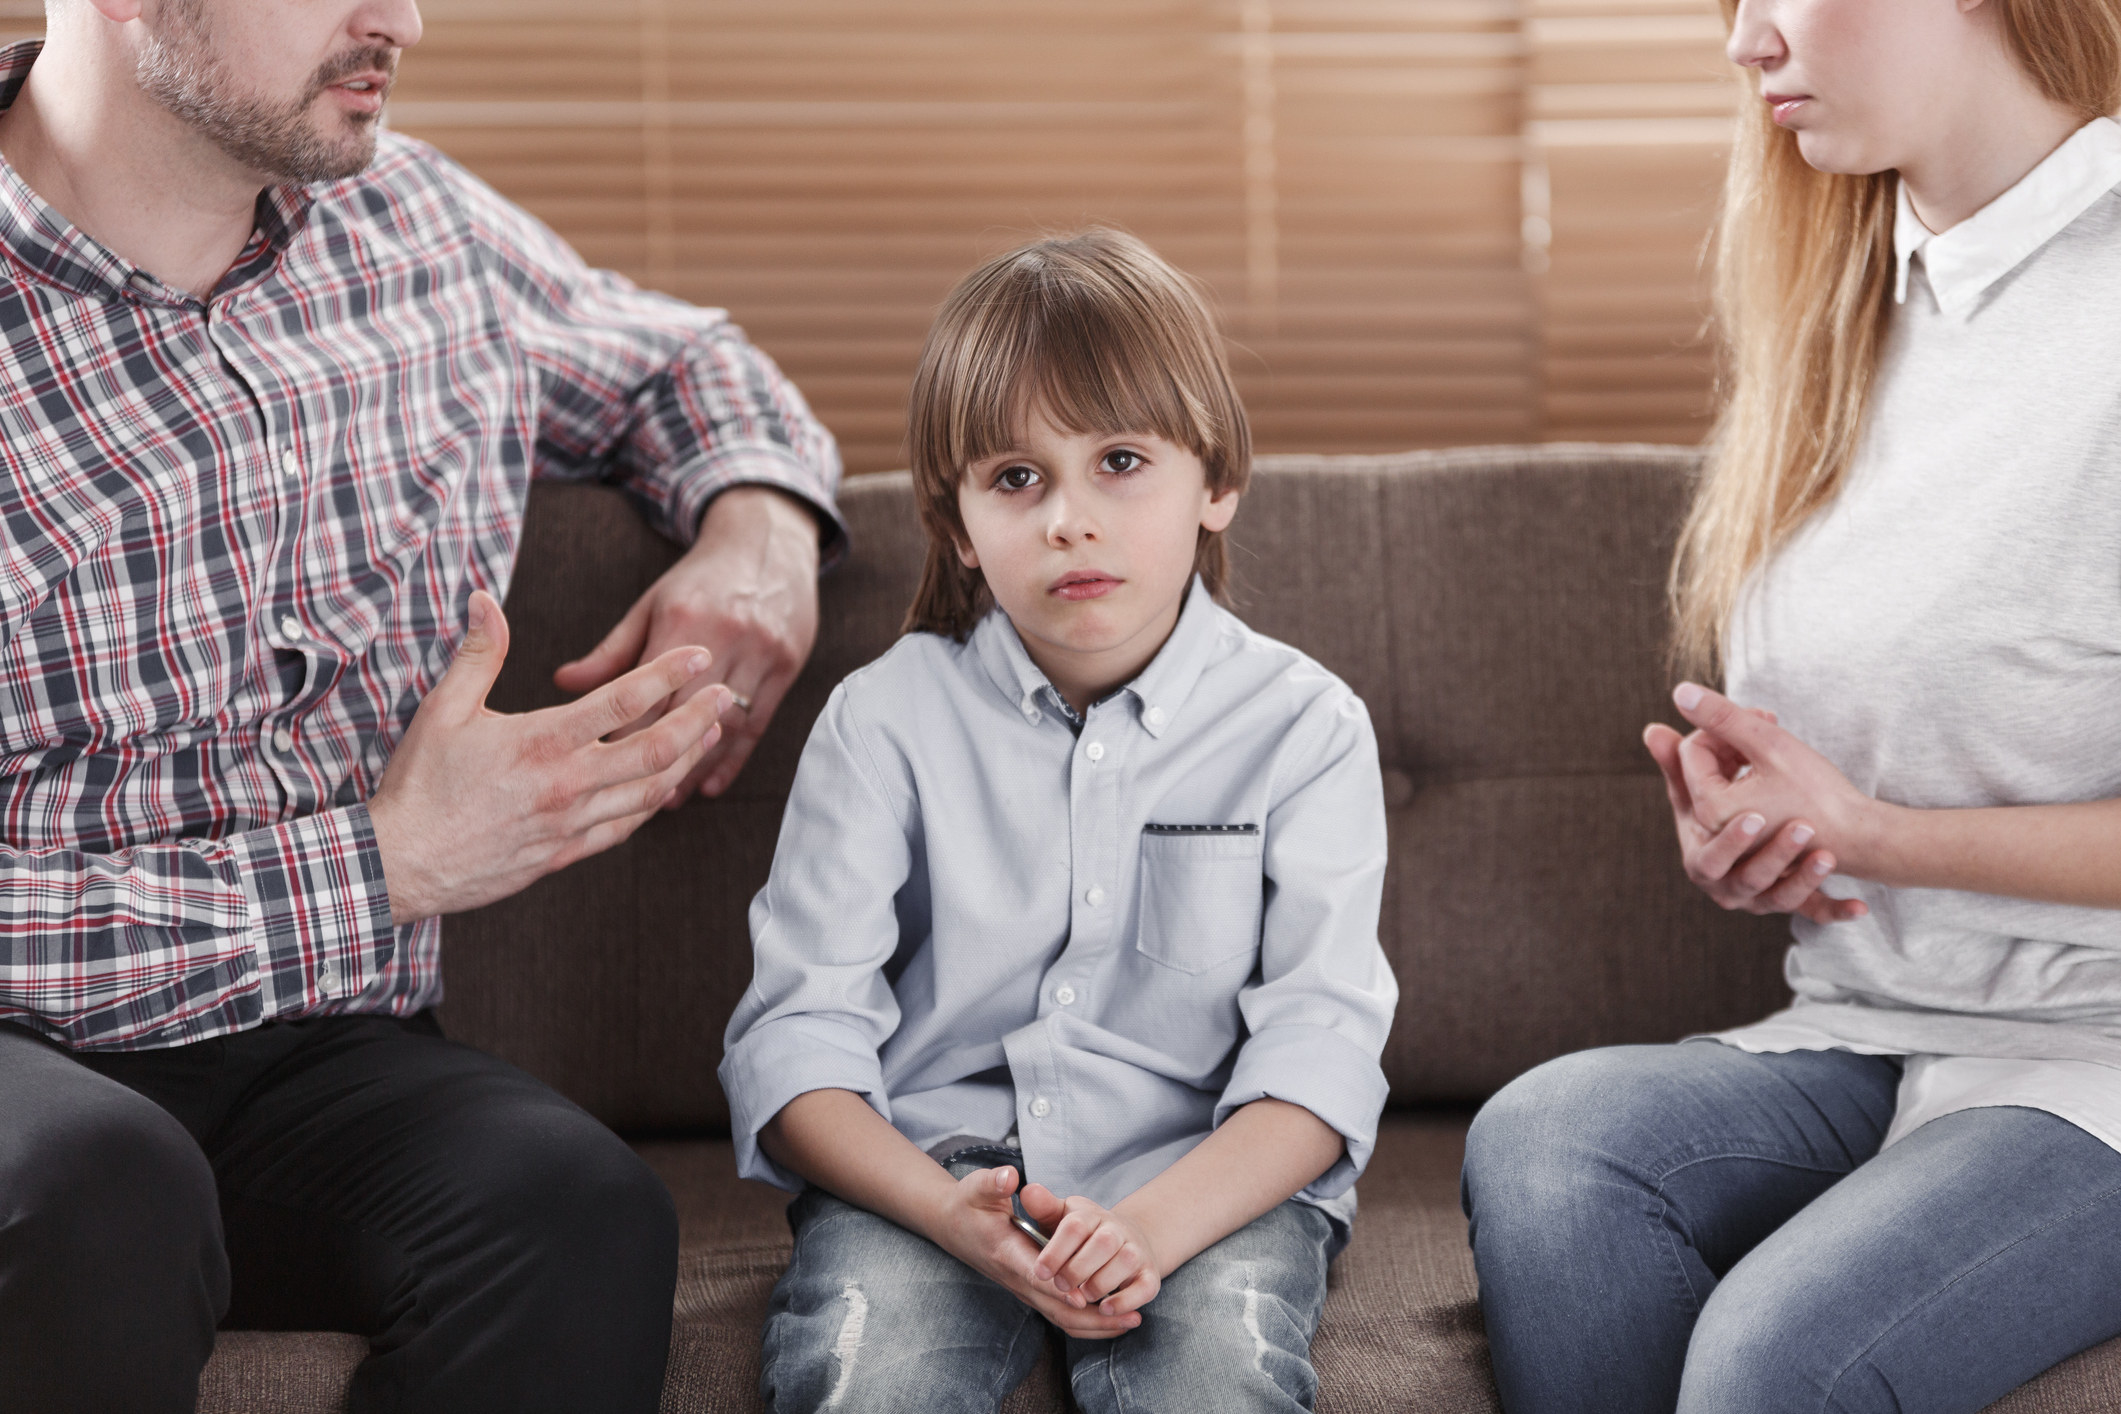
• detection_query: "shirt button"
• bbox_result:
[127,271,155,294]
[281,448,300,479]
[1146,706,1167,727]
[1084,885,1105,907]
[272,726,295,753]
[1030,1096,1052,1119]
[278,615,302,642]
[1055,984,1076,1006]
[317,963,338,996]
[1085,741,1104,763]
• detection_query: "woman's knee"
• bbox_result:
[1463,1045,1684,1223]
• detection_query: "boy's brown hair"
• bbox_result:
[902,228,1252,639]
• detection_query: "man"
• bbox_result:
[0,0,843,1409]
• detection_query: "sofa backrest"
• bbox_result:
[445,447,1793,1132]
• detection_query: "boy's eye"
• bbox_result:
[1103,449,1145,474]
[996,464,1040,490]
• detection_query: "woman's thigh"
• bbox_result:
[1682,1104,2121,1414]
[760,1185,1044,1414]
[1462,1041,1901,1414]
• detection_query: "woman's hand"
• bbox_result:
[929,1166,1142,1339]
[1643,686,1867,924]
[1019,1184,1163,1321]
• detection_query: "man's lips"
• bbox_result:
[324,71,392,115]
[1049,571,1122,602]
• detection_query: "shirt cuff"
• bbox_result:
[231,804,398,1021]
[665,448,849,569]
[719,1012,890,1191]
[1215,1023,1391,1201]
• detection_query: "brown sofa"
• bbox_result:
[194,446,2121,1413]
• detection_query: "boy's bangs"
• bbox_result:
[945,285,1215,473]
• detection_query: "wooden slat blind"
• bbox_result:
[1,1,1745,468]
[1525,0,1735,443]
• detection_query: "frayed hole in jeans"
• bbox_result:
[826,1281,868,1408]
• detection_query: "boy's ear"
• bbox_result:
[954,536,981,570]
[1201,487,1240,535]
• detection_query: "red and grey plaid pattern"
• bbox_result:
[0,42,841,1050]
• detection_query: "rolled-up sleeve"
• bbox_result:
[430,142,847,561]
[719,680,918,1189]
[1215,688,1396,1201]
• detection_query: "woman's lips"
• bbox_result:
[1050,573,1121,601]
[1764,93,1809,125]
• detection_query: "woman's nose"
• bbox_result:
[1725,0,1785,69]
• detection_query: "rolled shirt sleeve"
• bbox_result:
[431,142,847,560]
[1215,688,1396,1200]
[720,680,917,1189]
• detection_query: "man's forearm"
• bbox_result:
[1114,1098,1344,1274]
[759,1088,958,1240]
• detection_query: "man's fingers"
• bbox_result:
[553,592,654,694]
[565,647,714,745]
[424,591,511,721]
[593,685,730,788]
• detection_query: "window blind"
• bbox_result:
[4,0,1742,469]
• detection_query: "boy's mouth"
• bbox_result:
[1049,570,1122,601]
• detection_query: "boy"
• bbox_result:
[721,230,1396,1413]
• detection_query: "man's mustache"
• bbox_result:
[309,47,399,100]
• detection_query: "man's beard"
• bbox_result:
[136,0,396,184]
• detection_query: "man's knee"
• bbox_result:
[0,1056,225,1412]
[0,1066,222,1283]
[467,1107,678,1287]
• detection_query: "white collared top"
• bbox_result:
[1714,119,2121,1154]
[1892,115,2121,315]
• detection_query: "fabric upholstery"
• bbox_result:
[194,449,2121,1411]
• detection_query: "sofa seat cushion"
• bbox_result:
[195,1110,2121,1413]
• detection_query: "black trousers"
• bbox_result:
[0,1011,677,1414]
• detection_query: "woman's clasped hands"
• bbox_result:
[1643,682,1872,925]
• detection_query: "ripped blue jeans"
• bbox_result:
[758,1147,1338,1414]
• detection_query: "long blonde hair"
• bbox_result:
[1671,0,2121,677]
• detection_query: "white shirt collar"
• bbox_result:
[1894,116,2121,319]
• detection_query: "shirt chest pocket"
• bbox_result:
[1134,827,1264,975]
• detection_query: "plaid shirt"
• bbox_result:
[0,41,843,1051]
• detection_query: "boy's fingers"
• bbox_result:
[1100,1271,1160,1317]
[1054,1226,1125,1292]
[1018,1181,1065,1225]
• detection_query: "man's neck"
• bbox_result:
[0,36,269,298]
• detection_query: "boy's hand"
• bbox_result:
[929,1165,1141,1339]
[1019,1183,1163,1319]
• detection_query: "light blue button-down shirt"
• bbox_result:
[720,579,1397,1228]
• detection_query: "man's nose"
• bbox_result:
[362,0,424,52]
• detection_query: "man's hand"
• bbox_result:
[928,1166,1142,1339]
[553,486,820,803]
[368,590,732,925]
[1020,1183,1162,1321]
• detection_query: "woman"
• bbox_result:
[1460,0,2121,1410]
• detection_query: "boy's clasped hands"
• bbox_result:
[934,1164,1157,1336]
[1644,681,1874,924]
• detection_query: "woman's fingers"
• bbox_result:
[1728,820,1815,900]
[1686,810,1767,887]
